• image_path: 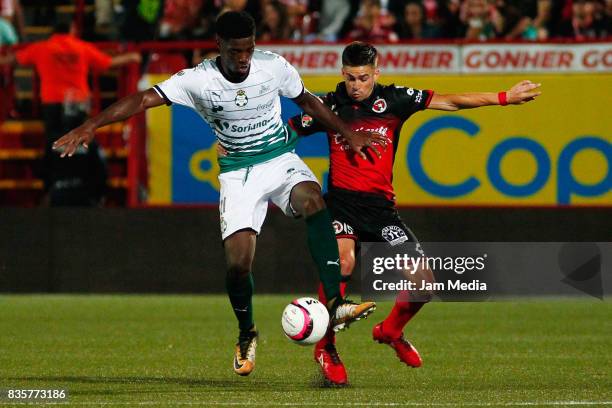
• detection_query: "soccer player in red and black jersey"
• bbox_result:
[287,42,541,385]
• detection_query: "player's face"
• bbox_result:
[217,36,256,78]
[342,65,380,102]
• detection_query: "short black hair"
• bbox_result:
[342,42,378,67]
[215,11,256,40]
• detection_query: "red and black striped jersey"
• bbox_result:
[288,82,433,201]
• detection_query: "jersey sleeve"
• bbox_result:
[389,85,434,120]
[275,55,304,99]
[153,69,199,108]
[83,42,113,71]
[287,93,333,137]
[15,43,40,66]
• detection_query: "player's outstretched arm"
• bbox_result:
[427,80,542,111]
[293,91,387,159]
[53,88,165,157]
[109,52,142,68]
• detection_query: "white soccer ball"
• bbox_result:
[281,297,330,345]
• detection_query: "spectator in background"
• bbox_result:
[191,0,254,65]
[422,0,442,26]
[461,0,503,39]
[277,0,310,39]
[394,0,463,38]
[438,0,467,37]
[316,0,351,41]
[354,0,396,28]
[396,1,440,39]
[218,0,264,31]
[605,0,612,36]
[118,0,164,75]
[416,0,446,27]
[546,0,571,37]
[387,0,406,17]
[119,0,165,42]
[159,0,204,39]
[191,5,218,40]
[497,0,550,39]
[1,0,23,40]
[219,0,249,15]
[532,0,553,38]
[559,0,609,38]
[258,0,292,41]
[94,0,115,39]
[95,0,114,26]
[0,14,18,45]
[0,21,141,206]
[347,0,399,42]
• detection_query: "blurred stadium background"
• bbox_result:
[0,0,609,291]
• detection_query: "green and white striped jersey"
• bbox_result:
[153,50,305,173]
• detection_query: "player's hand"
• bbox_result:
[52,125,95,157]
[217,142,228,157]
[343,130,388,160]
[128,52,142,64]
[507,80,542,104]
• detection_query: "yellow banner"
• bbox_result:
[303,74,611,206]
[145,73,610,206]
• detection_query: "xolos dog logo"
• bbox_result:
[372,98,387,113]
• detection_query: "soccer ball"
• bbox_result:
[281,297,330,345]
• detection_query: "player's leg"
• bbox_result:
[339,237,356,292]
[317,237,355,303]
[379,259,434,338]
[316,237,356,333]
[372,271,433,367]
[219,168,268,376]
[224,230,259,376]
[372,221,434,367]
[269,153,375,318]
[224,230,257,333]
[288,181,376,331]
[314,237,356,385]
[289,181,342,303]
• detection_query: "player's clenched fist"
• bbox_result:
[52,125,96,157]
[507,80,542,104]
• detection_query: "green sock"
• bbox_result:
[306,209,341,302]
[226,273,254,331]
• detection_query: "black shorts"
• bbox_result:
[325,188,424,256]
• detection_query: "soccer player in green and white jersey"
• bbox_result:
[53,11,383,378]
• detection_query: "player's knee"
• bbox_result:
[300,189,326,216]
[226,259,252,280]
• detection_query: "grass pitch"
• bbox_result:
[0,295,610,407]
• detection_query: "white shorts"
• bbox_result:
[218,152,320,240]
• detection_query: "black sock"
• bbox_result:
[226,273,254,332]
[305,209,341,302]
